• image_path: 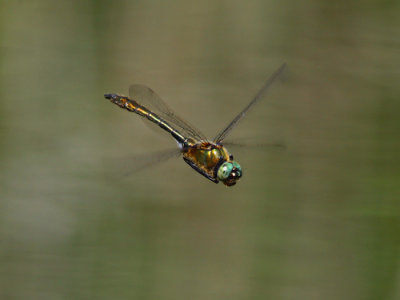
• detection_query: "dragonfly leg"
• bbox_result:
[183,157,219,184]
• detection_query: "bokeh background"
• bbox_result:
[0,1,399,299]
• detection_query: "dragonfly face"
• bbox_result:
[104,64,286,186]
[217,160,242,186]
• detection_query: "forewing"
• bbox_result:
[223,139,286,150]
[213,63,287,143]
[129,85,207,142]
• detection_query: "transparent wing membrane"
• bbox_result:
[129,85,207,142]
[106,148,181,178]
[213,63,287,143]
[223,140,286,150]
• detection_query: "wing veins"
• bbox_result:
[129,85,207,142]
[213,63,287,143]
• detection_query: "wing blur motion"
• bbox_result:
[105,148,181,179]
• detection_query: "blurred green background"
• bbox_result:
[0,0,399,299]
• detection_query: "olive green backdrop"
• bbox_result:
[0,1,399,299]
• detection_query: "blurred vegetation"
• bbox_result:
[0,0,399,299]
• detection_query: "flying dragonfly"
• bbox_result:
[104,63,286,186]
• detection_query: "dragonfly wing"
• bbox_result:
[129,85,208,142]
[213,63,287,143]
[223,140,286,150]
[105,148,181,179]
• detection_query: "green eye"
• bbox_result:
[232,161,242,178]
[217,162,233,181]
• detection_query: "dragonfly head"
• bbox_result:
[217,161,242,186]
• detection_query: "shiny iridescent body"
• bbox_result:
[183,140,241,186]
[104,63,285,186]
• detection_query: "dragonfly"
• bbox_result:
[104,63,286,186]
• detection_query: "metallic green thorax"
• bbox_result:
[182,142,242,186]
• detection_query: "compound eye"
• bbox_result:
[217,162,233,181]
[232,161,242,178]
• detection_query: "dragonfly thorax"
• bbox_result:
[182,141,242,186]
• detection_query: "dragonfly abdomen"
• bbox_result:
[105,94,186,144]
